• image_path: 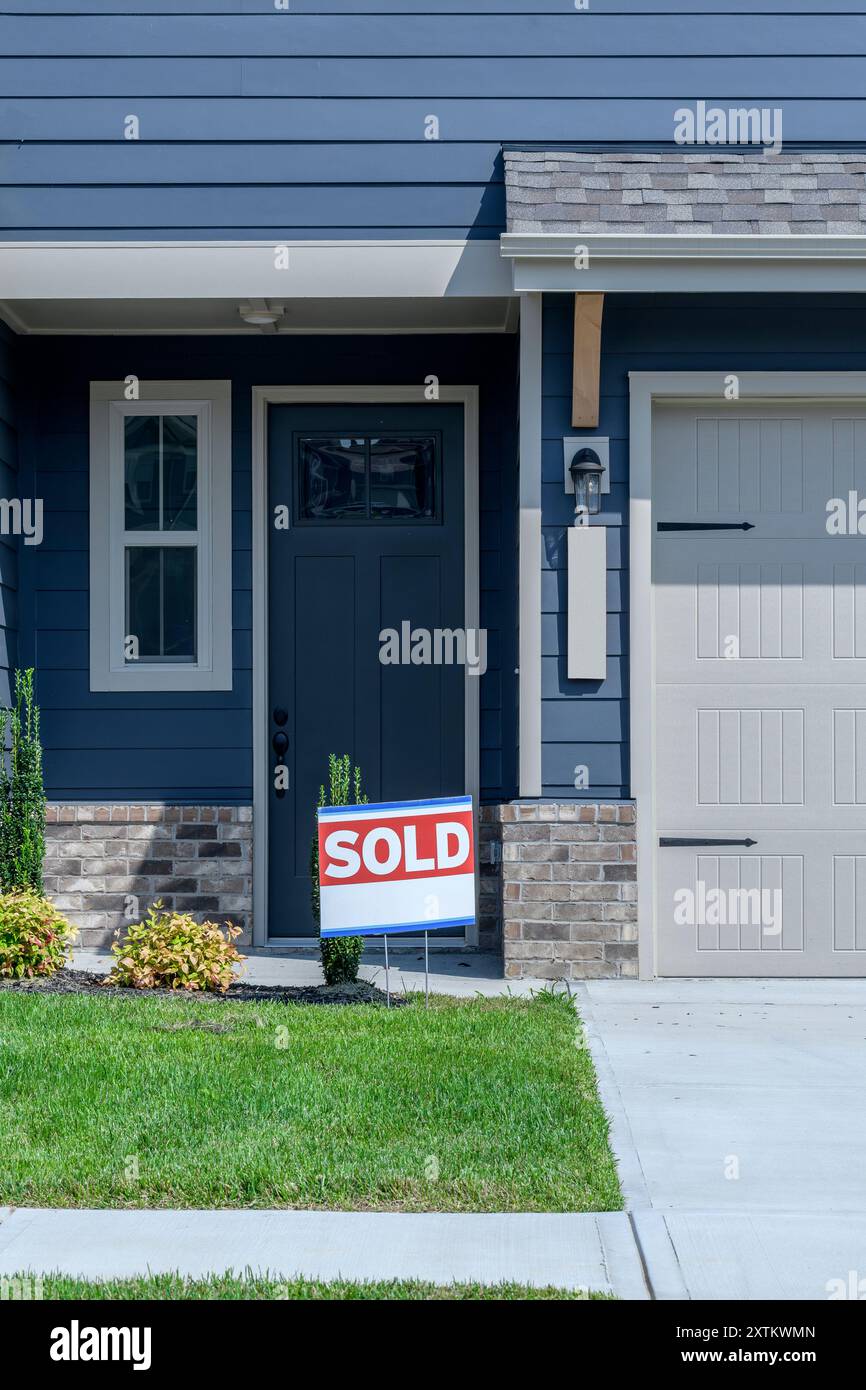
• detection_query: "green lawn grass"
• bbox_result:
[0,990,621,1211]
[15,1272,610,1301]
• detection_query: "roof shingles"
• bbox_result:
[504,152,866,235]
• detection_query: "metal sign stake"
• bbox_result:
[424,930,430,1010]
[383,933,390,1008]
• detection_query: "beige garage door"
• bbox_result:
[655,402,866,976]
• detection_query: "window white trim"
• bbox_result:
[628,371,866,979]
[89,379,232,692]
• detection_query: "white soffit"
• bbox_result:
[500,233,866,292]
[0,239,512,302]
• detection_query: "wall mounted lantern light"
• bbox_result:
[569,447,605,519]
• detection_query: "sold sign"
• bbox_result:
[317,795,476,938]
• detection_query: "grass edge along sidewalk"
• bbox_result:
[2,1271,612,1301]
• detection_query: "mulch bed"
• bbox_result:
[0,968,407,1008]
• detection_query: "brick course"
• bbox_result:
[481,801,638,980]
[45,804,253,949]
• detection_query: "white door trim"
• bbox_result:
[629,371,866,979]
[251,384,481,948]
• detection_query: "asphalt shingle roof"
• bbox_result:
[504,151,866,236]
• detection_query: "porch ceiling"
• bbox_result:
[0,295,517,336]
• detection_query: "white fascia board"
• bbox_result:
[500,233,866,293]
[0,238,512,301]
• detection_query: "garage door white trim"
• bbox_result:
[629,372,866,979]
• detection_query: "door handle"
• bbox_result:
[272,728,289,799]
[659,837,757,848]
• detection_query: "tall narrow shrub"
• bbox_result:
[0,668,46,892]
[311,753,366,985]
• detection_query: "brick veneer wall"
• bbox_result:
[482,801,637,980]
[45,804,253,949]
[44,799,635,970]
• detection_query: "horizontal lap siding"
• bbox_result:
[19,2,866,13]
[0,8,862,240]
[17,334,517,804]
[541,291,866,803]
[5,15,865,56]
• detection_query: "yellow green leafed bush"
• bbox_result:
[0,888,77,979]
[108,902,244,993]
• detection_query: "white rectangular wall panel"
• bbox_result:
[567,525,607,681]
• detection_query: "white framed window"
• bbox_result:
[89,380,232,692]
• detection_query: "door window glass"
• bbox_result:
[299,438,367,519]
[298,434,438,522]
[370,437,435,518]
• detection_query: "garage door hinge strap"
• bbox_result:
[659,837,758,847]
[657,522,755,532]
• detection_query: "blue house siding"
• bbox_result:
[16,332,518,805]
[1,3,864,241]
[0,321,18,703]
[541,290,866,802]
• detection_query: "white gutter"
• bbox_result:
[500,233,866,293]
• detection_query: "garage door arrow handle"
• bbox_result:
[657,522,755,531]
[659,837,758,847]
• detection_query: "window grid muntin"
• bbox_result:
[118,406,203,669]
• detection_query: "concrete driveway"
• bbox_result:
[580,979,866,1300]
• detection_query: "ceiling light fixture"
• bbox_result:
[239,300,284,329]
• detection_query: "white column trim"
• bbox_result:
[518,293,543,798]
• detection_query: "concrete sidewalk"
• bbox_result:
[0,1208,648,1297]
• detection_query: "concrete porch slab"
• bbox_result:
[72,948,546,997]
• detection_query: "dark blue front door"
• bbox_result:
[267,404,466,937]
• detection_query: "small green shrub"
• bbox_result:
[108,902,244,993]
[311,753,366,986]
[0,887,77,979]
[0,669,46,893]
